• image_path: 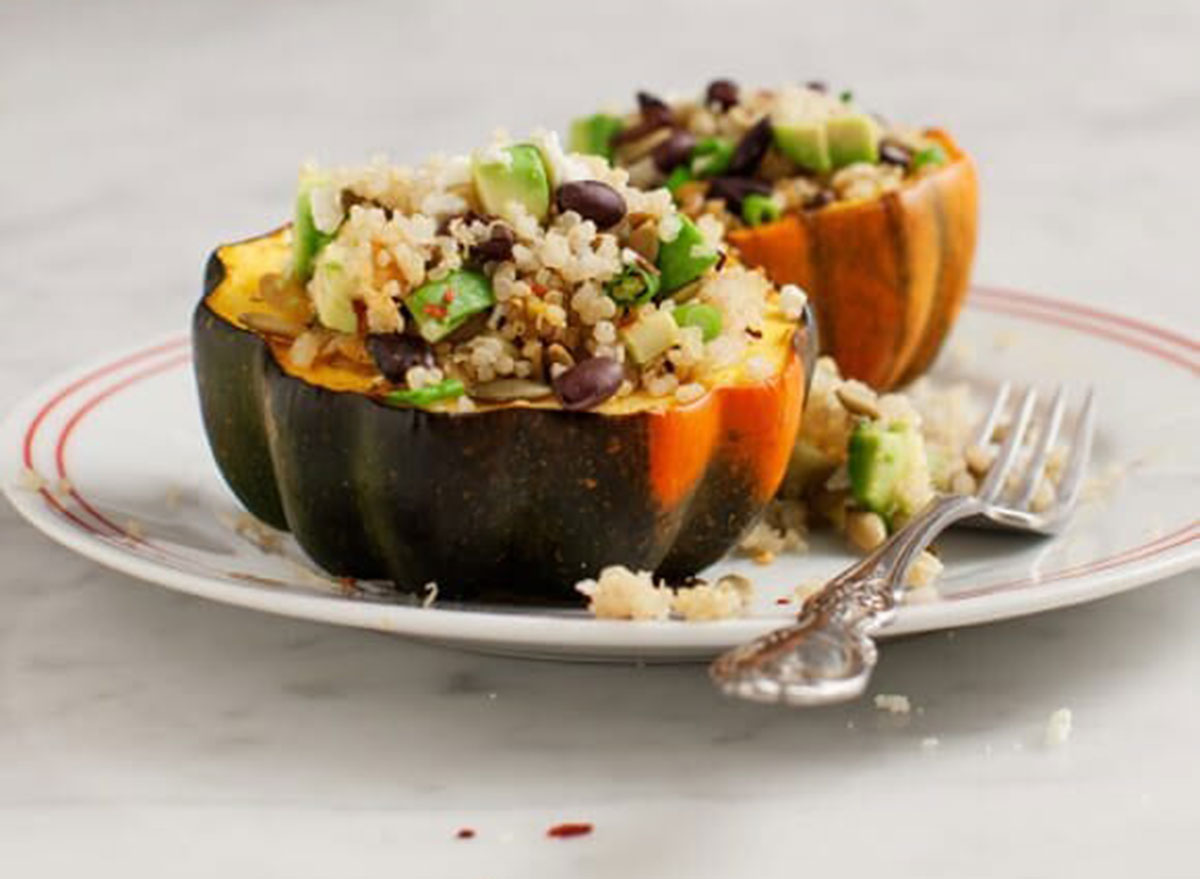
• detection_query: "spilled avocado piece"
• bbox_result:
[568,114,625,161]
[772,121,832,174]
[404,269,495,343]
[472,144,552,222]
[847,420,922,519]
[657,216,719,294]
[826,114,880,169]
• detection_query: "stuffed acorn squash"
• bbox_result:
[570,81,978,390]
[194,133,814,603]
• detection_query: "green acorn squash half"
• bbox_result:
[193,228,814,604]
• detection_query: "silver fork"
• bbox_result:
[710,383,1096,707]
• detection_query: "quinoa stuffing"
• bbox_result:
[245,131,798,412]
[570,81,952,232]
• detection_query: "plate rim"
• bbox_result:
[3,286,1198,657]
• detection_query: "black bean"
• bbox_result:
[555,180,626,229]
[707,176,773,212]
[652,129,697,173]
[804,188,837,210]
[879,140,912,168]
[727,117,773,176]
[636,90,673,125]
[470,224,515,262]
[553,357,624,411]
[806,80,828,93]
[366,333,434,383]
[705,79,739,111]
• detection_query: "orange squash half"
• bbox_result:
[728,129,978,389]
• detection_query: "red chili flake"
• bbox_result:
[423,302,448,319]
[455,828,476,840]
[775,597,791,605]
[547,822,593,839]
[531,282,549,296]
[443,287,457,304]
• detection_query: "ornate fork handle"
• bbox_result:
[710,493,986,705]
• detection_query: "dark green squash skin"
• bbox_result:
[193,236,812,604]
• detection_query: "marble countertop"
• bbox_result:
[2,1,1197,876]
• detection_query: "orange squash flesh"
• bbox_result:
[728,129,979,389]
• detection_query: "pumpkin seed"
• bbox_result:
[835,384,882,419]
[470,378,554,402]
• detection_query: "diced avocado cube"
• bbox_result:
[772,122,832,174]
[472,143,552,222]
[848,421,908,517]
[622,310,680,364]
[568,114,625,161]
[606,261,661,305]
[404,269,495,343]
[292,173,340,282]
[826,114,880,169]
[385,378,466,409]
[690,138,734,178]
[672,302,722,341]
[310,244,358,334]
[657,216,719,294]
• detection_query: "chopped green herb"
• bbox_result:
[404,269,495,343]
[385,378,465,408]
[741,193,782,227]
[839,90,854,103]
[690,138,734,178]
[672,303,723,341]
[665,165,695,196]
[912,144,947,170]
[606,261,661,305]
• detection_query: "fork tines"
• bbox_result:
[970,383,1096,524]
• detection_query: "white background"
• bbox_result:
[1,1,1197,876]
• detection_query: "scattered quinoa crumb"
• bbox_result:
[124,518,145,540]
[55,477,73,498]
[1044,707,1073,747]
[672,575,753,621]
[874,693,912,715]
[576,566,673,620]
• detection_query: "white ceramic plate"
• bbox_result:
[3,287,1197,660]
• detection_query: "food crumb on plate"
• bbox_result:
[672,575,752,621]
[873,693,911,714]
[576,566,673,620]
[1044,707,1073,747]
[455,828,476,840]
